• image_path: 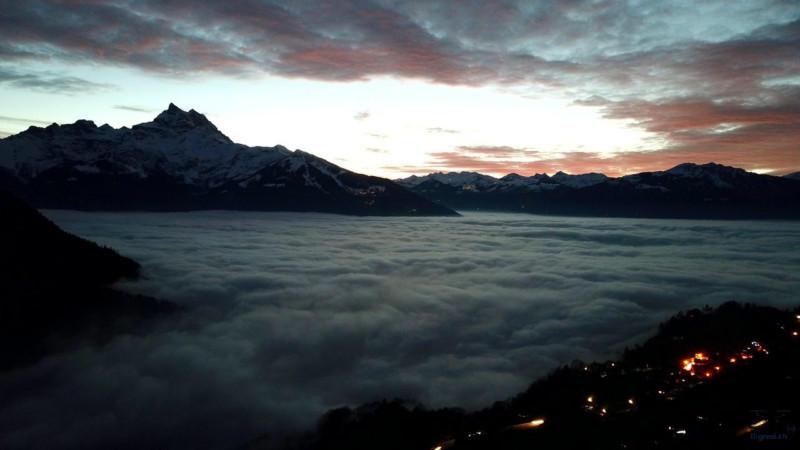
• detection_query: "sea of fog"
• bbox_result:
[4,211,800,449]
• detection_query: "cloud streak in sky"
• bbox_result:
[0,67,116,94]
[3,210,799,449]
[112,105,158,114]
[2,1,799,174]
[0,115,54,127]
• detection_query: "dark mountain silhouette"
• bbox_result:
[0,190,177,370]
[399,163,800,219]
[0,104,457,216]
[253,302,800,450]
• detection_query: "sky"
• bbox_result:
[1,0,799,178]
[4,210,800,449]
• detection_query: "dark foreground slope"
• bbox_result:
[0,191,177,370]
[256,302,800,450]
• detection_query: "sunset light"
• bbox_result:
[2,1,798,178]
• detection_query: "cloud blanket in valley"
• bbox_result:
[2,211,799,449]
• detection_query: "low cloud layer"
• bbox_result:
[3,211,799,449]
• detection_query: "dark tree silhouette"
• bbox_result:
[0,190,177,370]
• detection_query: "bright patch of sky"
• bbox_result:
[1,0,798,177]
[0,64,659,178]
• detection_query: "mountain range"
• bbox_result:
[2,105,798,219]
[398,163,800,219]
[0,104,457,216]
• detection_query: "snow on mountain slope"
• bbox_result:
[551,171,608,188]
[0,104,458,216]
[398,170,606,192]
[0,104,293,186]
[660,162,749,188]
[0,104,375,190]
[399,163,789,194]
[398,162,800,219]
[400,171,499,190]
[612,162,779,193]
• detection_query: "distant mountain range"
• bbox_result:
[398,163,800,219]
[0,104,457,216]
[2,105,797,219]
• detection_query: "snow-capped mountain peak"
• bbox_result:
[0,105,458,215]
[398,169,607,192]
[399,171,498,190]
[151,103,219,132]
[656,162,750,189]
[497,173,535,187]
[400,162,800,218]
[550,171,608,188]
[662,162,750,178]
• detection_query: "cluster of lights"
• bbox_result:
[432,321,798,450]
[584,394,635,416]
[680,352,719,377]
[680,340,773,379]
